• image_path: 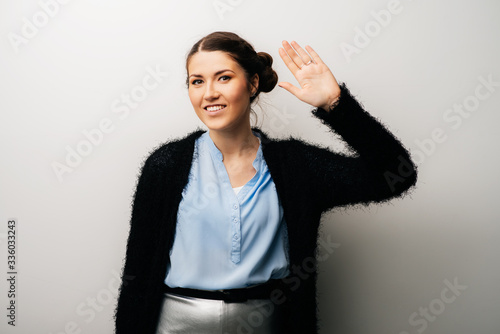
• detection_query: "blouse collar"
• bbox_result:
[203,130,264,172]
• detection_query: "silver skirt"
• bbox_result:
[155,291,282,334]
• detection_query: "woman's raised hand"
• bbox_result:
[278,40,341,111]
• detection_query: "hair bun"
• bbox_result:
[256,52,278,93]
[257,52,273,68]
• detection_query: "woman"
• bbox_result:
[114,31,417,334]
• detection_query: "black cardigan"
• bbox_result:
[113,83,417,334]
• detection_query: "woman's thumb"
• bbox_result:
[278,82,300,97]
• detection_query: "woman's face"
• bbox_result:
[187,51,258,132]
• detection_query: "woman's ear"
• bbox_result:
[250,73,259,96]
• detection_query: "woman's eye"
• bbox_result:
[219,75,230,81]
[191,79,202,85]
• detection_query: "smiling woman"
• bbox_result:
[187,50,258,135]
[113,31,417,334]
[189,46,275,138]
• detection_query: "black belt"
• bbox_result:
[162,279,285,303]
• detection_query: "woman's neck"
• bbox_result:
[208,127,259,161]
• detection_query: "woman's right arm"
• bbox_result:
[114,152,168,334]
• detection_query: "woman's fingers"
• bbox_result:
[281,40,303,68]
[290,41,313,65]
[278,46,300,74]
[282,41,302,67]
[280,41,324,74]
[304,45,325,65]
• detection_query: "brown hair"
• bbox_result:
[185,31,278,125]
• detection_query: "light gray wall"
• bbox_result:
[1,0,498,333]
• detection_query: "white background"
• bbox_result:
[1,0,499,333]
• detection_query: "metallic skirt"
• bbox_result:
[155,291,283,334]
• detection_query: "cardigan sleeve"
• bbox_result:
[302,82,417,212]
[113,150,169,334]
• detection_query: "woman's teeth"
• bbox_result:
[206,105,225,111]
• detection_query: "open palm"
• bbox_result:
[278,40,341,110]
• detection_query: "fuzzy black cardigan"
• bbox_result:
[113,83,417,334]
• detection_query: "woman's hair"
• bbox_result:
[185,31,278,125]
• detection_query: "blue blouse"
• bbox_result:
[164,130,290,290]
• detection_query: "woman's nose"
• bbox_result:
[204,82,219,100]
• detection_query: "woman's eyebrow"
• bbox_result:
[188,69,235,78]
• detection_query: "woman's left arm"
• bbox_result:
[278,40,417,211]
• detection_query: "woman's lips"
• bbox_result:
[205,105,226,115]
